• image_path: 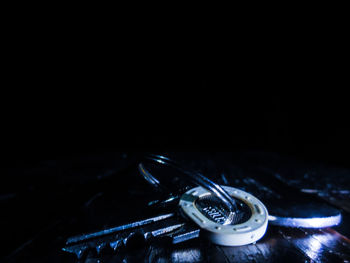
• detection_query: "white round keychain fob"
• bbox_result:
[179,185,268,246]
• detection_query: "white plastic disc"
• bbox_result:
[179,185,268,246]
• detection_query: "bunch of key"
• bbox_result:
[62,154,269,260]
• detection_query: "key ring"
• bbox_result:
[138,154,238,223]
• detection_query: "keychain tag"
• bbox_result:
[180,185,268,246]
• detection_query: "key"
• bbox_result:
[62,154,269,260]
[63,185,268,260]
[62,212,196,260]
[138,154,268,246]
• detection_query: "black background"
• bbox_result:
[2,10,349,168]
[3,64,349,168]
[1,0,349,169]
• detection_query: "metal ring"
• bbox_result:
[138,154,238,217]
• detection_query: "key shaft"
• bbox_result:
[62,213,191,259]
[66,212,174,244]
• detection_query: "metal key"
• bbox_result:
[62,212,200,260]
[62,155,268,260]
[62,189,267,259]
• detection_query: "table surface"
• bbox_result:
[1,152,350,263]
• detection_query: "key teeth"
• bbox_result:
[110,239,124,251]
[95,242,109,255]
[123,232,146,247]
[123,236,130,246]
[144,232,153,240]
[75,249,87,260]
[62,246,88,260]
